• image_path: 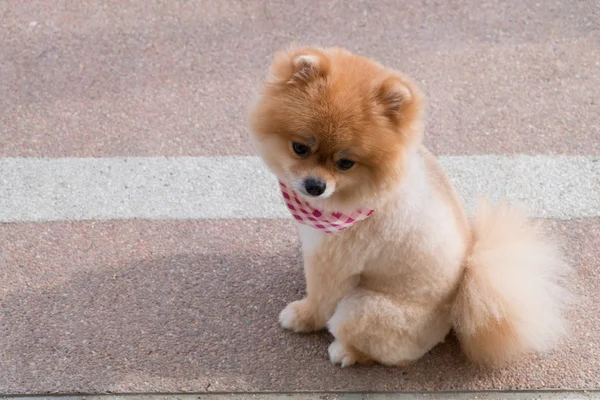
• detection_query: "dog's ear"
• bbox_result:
[374,74,422,125]
[376,76,412,118]
[268,47,330,86]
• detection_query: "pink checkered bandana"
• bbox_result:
[279,181,375,234]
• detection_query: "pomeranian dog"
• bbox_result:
[247,46,571,367]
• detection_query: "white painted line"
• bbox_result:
[0,156,598,222]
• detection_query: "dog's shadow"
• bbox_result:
[1,239,517,393]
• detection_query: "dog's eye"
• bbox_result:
[336,159,355,171]
[292,142,311,157]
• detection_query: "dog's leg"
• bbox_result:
[327,288,452,366]
[279,257,359,332]
[279,234,361,332]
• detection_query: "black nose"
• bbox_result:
[303,178,326,196]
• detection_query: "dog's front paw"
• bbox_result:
[279,299,320,332]
[328,340,357,367]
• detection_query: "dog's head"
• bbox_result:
[248,46,425,211]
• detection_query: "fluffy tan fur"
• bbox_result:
[248,45,572,367]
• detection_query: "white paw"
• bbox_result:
[279,303,299,330]
[278,300,315,332]
[328,340,356,367]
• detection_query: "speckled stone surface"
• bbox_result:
[1,0,599,157]
[0,219,597,394]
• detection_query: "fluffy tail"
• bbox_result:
[452,200,572,366]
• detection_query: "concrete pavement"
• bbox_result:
[2,0,599,158]
[1,0,599,396]
[3,393,600,400]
